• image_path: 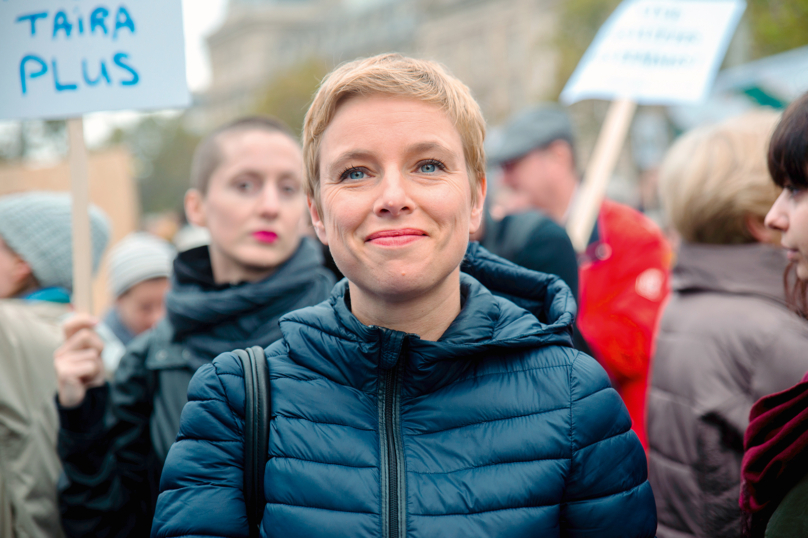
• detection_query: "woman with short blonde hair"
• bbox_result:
[153,54,655,538]
[648,110,808,538]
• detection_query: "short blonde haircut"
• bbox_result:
[659,110,781,244]
[302,53,486,210]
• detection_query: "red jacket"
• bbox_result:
[578,199,672,449]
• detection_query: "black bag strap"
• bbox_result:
[234,346,270,538]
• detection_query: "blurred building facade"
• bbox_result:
[196,0,561,129]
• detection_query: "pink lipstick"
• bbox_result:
[253,231,278,244]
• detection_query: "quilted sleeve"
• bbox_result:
[151,353,250,538]
[560,353,657,537]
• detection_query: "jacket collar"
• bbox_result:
[280,243,575,374]
[672,242,788,305]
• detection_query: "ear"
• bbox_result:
[746,213,780,245]
[307,196,328,246]
[468,174,488,236]
[184,189,206,228]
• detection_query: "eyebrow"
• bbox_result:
[404,141,453,157]
[326,150,376,178]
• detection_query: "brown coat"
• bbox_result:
[648,243,808,538]
[0,300,68,538]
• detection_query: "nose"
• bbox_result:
[373,169,413,218]
[258,182,281,219]
[148,304,166,330]
[765,190,789,232]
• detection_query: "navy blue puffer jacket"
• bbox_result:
[152,244,656,538]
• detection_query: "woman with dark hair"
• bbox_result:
[740,92,808,537]
[766,92,808,317]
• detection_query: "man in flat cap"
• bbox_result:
[488,104,672,450]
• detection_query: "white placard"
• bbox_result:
[0,0,190,120]
[561,0,746,105]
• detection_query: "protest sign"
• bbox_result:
[0,0,190,120]
[0,0,189,312]
[561,0,746,251]
[561,0,746,105]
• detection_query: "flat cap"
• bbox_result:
[487,104,576,166]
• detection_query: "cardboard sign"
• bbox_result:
[0,0,190,120]
[561,0,746,105]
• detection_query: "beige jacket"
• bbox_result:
[0,300,68,538]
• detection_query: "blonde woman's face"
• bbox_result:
[766,184,808,280]
[311,94,485,302]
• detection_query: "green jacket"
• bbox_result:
[766,471,808,537]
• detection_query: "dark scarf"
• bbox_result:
[165,237,335,362]
[740,371,808,536]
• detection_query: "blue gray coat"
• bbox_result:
[152,244,656,537]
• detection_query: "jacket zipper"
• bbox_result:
[380,350,405,538]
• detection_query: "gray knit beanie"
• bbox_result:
[108,232,176,297]
[0,192,111,291]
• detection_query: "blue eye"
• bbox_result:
[340,167,367,181]
[418,160,445,174]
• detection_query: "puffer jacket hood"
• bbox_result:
[459,242,576,345]
[292,242,575,370]
[153,244,656,538]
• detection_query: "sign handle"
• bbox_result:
[67,117,93,314]
[566,98,637,253]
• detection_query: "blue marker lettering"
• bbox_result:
[19,55,48,94]
[82,59,111,86]
[52,10,73,38]
[112,6,135,40]
[74,8,85,34]
[52,60,78,91]
[90,7,109,35]
[113,52,139,85]
[15,12,48,36]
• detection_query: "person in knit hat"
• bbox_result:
[0,191,109,300]
[103,232,176,346]
[0,191,110,538]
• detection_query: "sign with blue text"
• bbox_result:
[0,0,190,120]
[560,0,746,105]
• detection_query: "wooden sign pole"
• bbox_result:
[566,98,637,253]
[67,117,93,314]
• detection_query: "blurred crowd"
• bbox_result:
[1,53,808,538]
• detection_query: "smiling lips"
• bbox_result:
[253,231,278,244]
[366,228,427,247]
